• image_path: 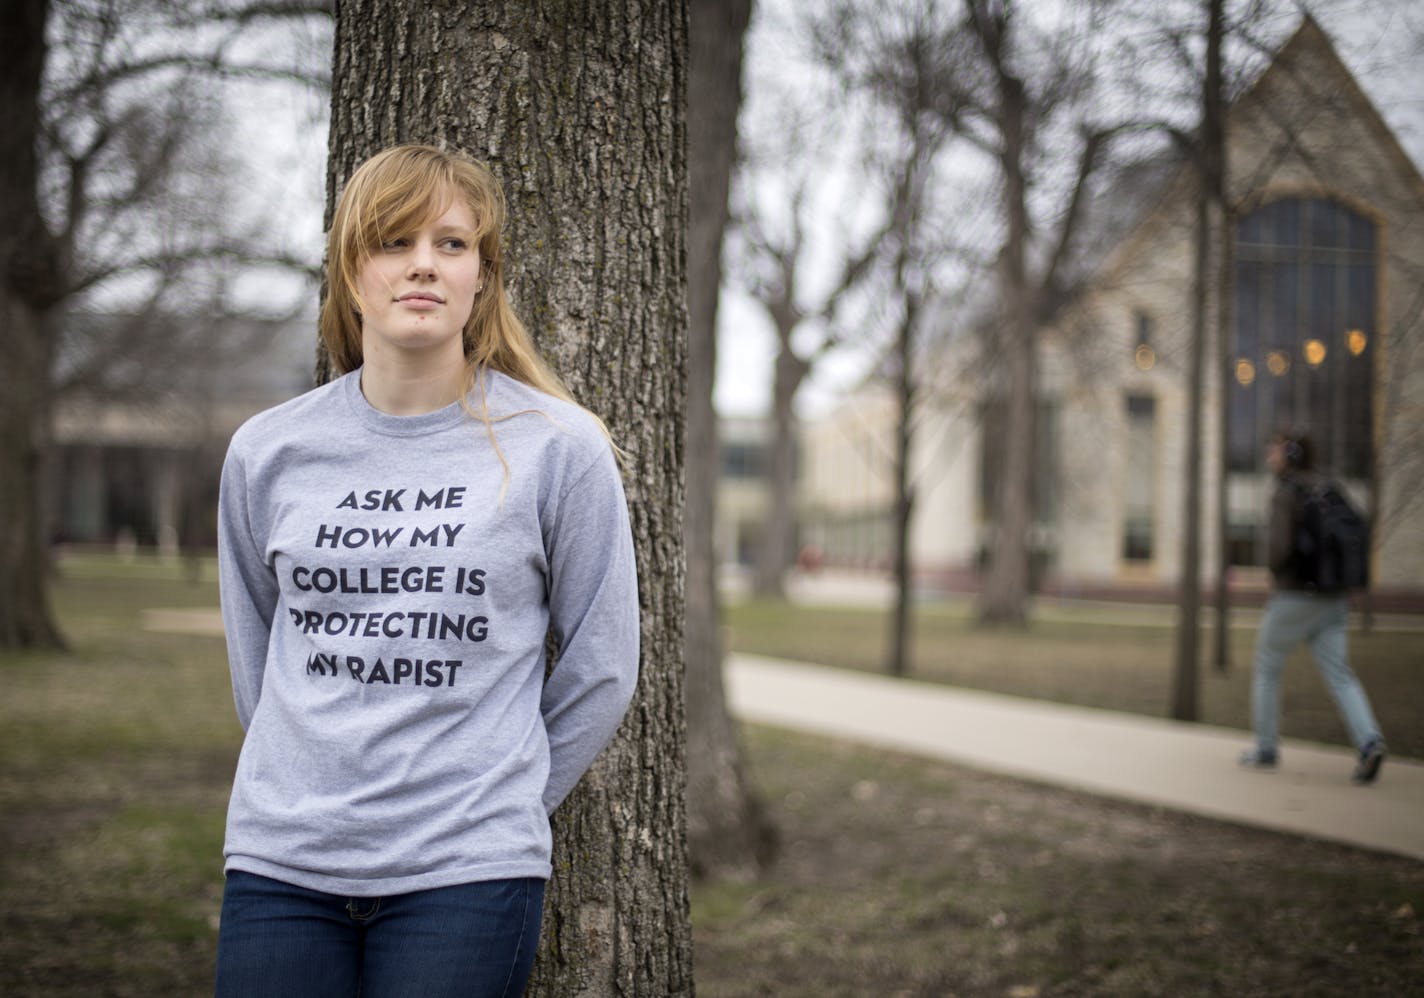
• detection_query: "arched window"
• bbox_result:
[1229,197,1375,478]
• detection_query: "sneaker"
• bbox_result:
[1239,747,1278,770]
[1352,739,1386,785]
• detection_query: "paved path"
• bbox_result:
[727,653,1424,863]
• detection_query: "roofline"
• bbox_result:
[1085,14,1424,294]
[1233,13,1424,201]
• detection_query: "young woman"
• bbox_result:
[214,144,640,997]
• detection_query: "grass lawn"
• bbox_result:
[725,597,1424,759]
[693,725,1424,997]
[1,555,237,996]
[1,555,1419,995]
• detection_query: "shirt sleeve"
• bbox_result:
[539,444,641,813]
[216,441,280,731]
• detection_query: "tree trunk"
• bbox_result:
[0,305,64,650]
[753,343,808,598]
[1173,187,1208,721]
[978,76,1034,628]
[0,0,65,651]
[684,0,772,881]
[979,312,1035,627]
[886,293,917,677]
[1172,0,1224,721]
[328,2,692,993]
[1212,203,1234,673]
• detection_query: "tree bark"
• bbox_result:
[1173,185,1208,721]
[979,306,1035,627]
[327,2,692,993]
[753,342,808,597]
[684,0,773,881]
[1212,203,1234,672]
[977,72,1035,628]
[0,0,65,651]
[886,291,918,677]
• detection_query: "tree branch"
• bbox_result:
[188,0,334,26]
[54,53,329,105]
[68,246,319,298]
[1037,124,1116,310]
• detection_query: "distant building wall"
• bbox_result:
[794,18,1424,598]
[47,317,314,553]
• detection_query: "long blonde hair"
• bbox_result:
[319,145,610,451]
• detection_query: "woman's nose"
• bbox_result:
[407,240,436,276]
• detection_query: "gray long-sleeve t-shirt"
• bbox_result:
[216,369,639,896]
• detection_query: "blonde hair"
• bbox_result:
[319,144,612,458]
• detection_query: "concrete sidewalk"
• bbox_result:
[726,653,1424,863]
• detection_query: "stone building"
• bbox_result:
[47,316,313,553]
[798,17,1424,600]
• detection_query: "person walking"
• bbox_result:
[1240,430,1386,784]
[213,145,640,997]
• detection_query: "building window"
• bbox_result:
[1226,520,1262,568]
[1133,311,1157,371]
[1230,196,1375,477]
[721,441,765,479]
[1123,394,1155,562]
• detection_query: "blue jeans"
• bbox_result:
[215,871,544,998]
[1251,591,1383,753]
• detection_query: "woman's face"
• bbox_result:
[355,196,483,370]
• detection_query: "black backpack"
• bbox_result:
[1292,480,1370,593]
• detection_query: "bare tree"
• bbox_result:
[757,0,1002,675]
[1168,0,1226,721]
[1115,1,1278,696]
[882,202,937,677]
[955,1,1122,626]
[885,272,922,677]
[726,2,904,600]
[847,40,960,677]
[732,176,884,599]
[325,1,692,992]
[814,0,1122,627]
[0,0,63,648]
[684,0,777,880]
[1076,0,1236,718]
[1,0,327,650]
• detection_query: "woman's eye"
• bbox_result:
[442,238,468,251]
[381,238,409,251]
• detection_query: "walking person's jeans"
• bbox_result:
[1251,591,1383,753]
[215,870,544,998]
